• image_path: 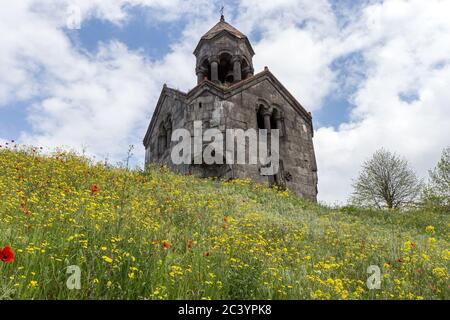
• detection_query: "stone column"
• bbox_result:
[196,66,207,84]
[211,59,219,83]
[274,112,283,136]
[196,70,204,84]
[263,110,272,131]
[232,57,242,82]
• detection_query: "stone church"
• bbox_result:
[143,15,318,201]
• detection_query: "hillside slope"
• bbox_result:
[0,148,448,299]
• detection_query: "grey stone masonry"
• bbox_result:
[143,16,318,202]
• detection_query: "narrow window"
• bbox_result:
[270,113,277,130]
[257,105,265,129]
[218,52,233,84]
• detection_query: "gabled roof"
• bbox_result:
[143,70,315,146]
[186,69,313,126]
[143,85,186,146]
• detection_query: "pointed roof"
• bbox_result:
[201,15,246,40]
[194,16,255,56]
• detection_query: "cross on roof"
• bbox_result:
[220,4,225,21]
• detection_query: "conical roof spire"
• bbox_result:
[201,17,246,40]
[193,14,255,56]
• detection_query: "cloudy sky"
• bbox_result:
[1,0,449,204]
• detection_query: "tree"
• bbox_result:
[422,147,450,209]
[351,149,422,210]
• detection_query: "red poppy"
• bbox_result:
[0,246,15,263]
[19,202,30,215]
[91,184,99,194]
[163,240,170,250]
[187,240,193,248]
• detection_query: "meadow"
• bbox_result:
[0,146,448,299]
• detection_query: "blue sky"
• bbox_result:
[1,0,449,203]
[72,7,183,60]
[2,1,354,143]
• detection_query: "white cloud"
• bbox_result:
[315,0,450,204]
[1,0,449,204]
[236,0,342,110]
[0,0,216,162]
[20,41,158,158]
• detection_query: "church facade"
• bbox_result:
[143,16,318,201]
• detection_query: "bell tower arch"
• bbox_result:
[193,15,255,85]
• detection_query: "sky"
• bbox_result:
[0,0,449,204]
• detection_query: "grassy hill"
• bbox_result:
[0,147,448,300]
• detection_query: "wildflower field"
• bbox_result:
[0,147,448,300]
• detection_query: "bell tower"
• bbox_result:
[193,15,255,85]
[144,14,319,202]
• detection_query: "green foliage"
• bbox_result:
[0,147,448,300]
[422,147,450,210]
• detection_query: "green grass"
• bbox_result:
[0,147,448,299]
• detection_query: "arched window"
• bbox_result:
[257,105,266,129]
[201,59,211,81]
[218,52,233,84]
[271,109,279,130]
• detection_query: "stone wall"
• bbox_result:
[145,79,318,202]
[225,79,318,201]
